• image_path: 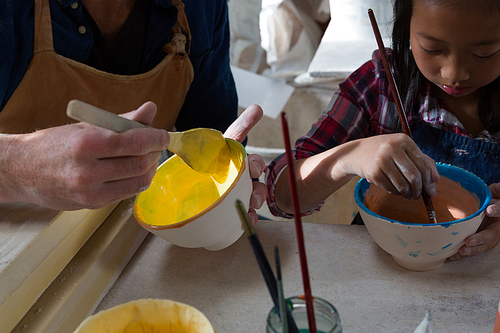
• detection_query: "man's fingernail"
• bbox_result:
[252,160,263,174]
[253,193,263,207]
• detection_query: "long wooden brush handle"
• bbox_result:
[368,9,437,224]
[281,112,317,332]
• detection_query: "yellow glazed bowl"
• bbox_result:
[73,299,215,333]
[354,163,491,271]
[134,138,251,251]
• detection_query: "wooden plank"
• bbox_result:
[0,203,60,275]
[12,197,148,333]
[0,202,117,333]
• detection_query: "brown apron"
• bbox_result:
[0,0,194,134]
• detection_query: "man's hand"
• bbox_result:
[224,104,267,225]
[0,102,167,210]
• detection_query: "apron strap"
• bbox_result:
[170,0,191,54]
[33,0,55,54]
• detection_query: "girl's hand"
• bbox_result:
[275,132,440,215]
[450,182,500,260]
[223,104,267,225]
[338,133,440,199]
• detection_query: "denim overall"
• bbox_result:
[352,122,500,224]
[411,122,500,185]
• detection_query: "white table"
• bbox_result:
[95,221,500,333]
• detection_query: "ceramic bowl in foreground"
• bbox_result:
[73,299,215,333]
[354,163,491,271]
[134,138,251,251]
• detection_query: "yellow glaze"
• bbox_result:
[134,139,245,227]
[73,299,215,333]
[167,128,232,183]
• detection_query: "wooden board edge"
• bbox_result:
[11,197,148,333]
[0,203,118,333]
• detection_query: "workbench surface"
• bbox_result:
[95,221,499,333]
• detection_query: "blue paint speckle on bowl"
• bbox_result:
[451,232,459,236]
[441,243,453,250]
[395,234,408,248]
[427,249,446,256]
[408,251,421,257]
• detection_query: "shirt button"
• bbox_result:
[70,2,78,9]
[78,26,87,34]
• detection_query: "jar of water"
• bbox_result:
[266,296,342,333]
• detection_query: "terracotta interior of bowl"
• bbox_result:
[354,163,491,225]
[133,139,246,227]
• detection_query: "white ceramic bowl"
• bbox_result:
[73,299,215,333]
[134,138,251,251]
[354,163,491,271]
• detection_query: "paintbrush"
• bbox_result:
[367,9,438,224]
[234,200,299,333]
[275,246,289,333]
[280,112,317,333]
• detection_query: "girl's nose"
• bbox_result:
[440,55,470,84]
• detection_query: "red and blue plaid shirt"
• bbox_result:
[266,50,500,218]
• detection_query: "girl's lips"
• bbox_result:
[441,85,471,96]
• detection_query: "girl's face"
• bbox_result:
[410,0,500,99]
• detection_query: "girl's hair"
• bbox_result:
[392,0,500,134]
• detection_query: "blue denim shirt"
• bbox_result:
[0,0,237,133]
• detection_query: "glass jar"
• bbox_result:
[266,296,342,333]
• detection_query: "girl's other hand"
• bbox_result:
[450,182,500,260]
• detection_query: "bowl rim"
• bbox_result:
[134,138,248,230]
[74,298,215,332]
[354,162,492,226]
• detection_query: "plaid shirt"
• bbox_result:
[266,50,500,218]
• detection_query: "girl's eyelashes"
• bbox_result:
[420,44,500,60]
[420,45,441,54]
[475,49,500,60]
